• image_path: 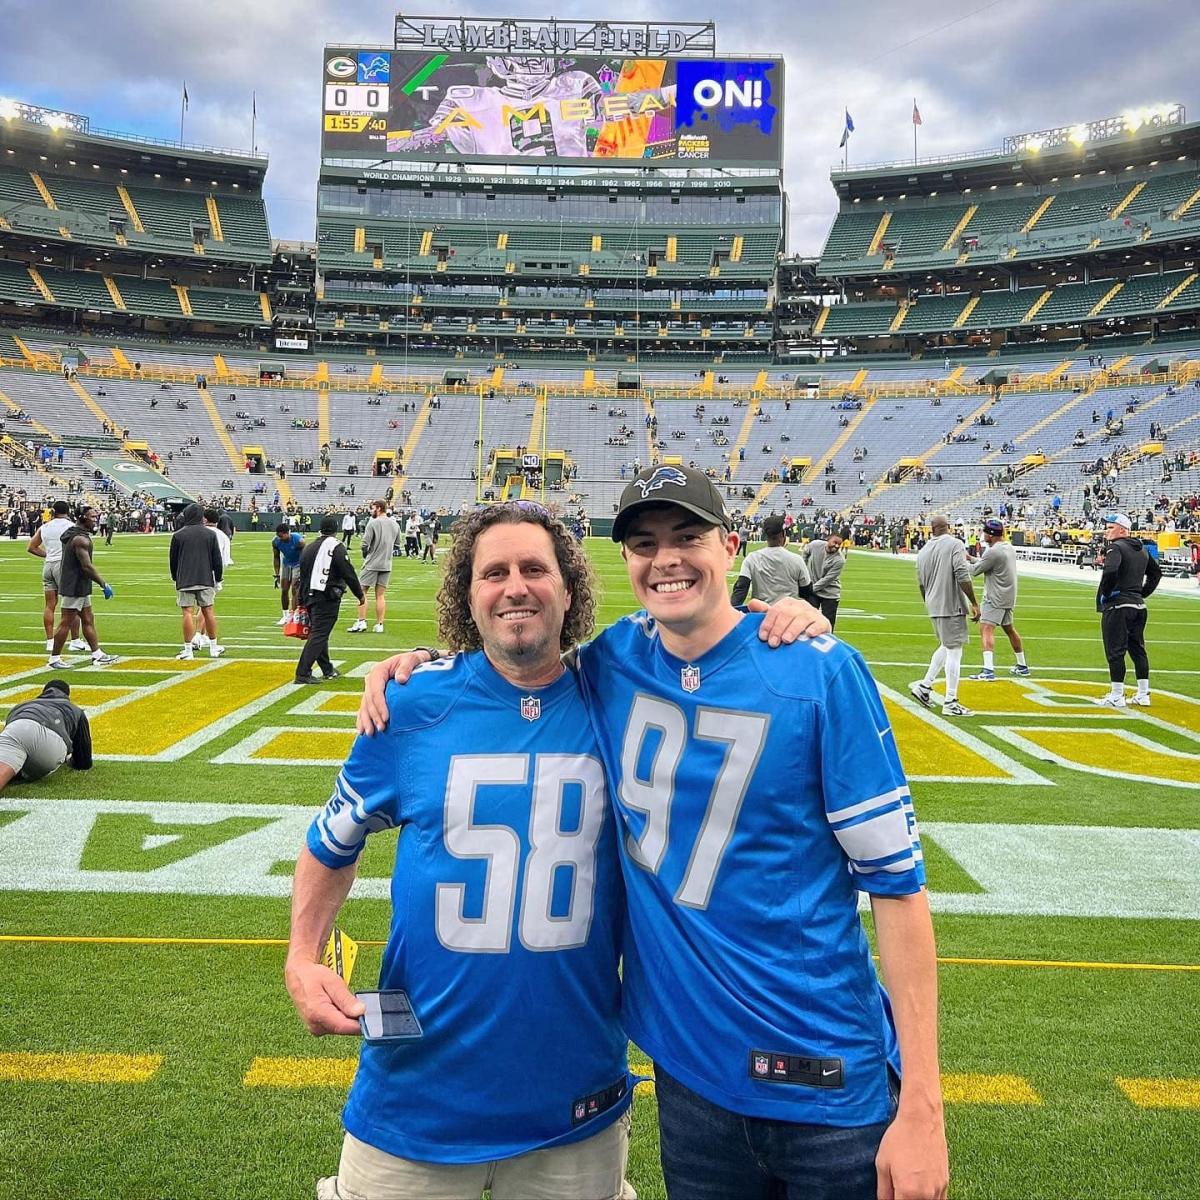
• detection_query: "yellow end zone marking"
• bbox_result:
[0,655,52,677]
[1116,1077,1200,1109]
[0,1052,163,1084]
[244,1056,357,1088]
[311,692,364,714]
[1,685,132,710]
[91,660,296,756]
[250,729,355,762]
[882,698,1009,778]
[941,1073,1042,1105]
[1011,728,1200,786]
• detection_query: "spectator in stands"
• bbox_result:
[0,680,91,794]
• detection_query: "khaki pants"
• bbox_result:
[317,1112,632,1200]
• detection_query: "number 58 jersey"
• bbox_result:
[305,651,629,1164]
[578,613,924,1128]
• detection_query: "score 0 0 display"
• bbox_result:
[321,48,783,166]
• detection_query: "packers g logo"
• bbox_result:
[326,56,356,78]
[634,466,689,498]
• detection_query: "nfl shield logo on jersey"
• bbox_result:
[753,1053,769,1077]
[520,695,541,722]
[574,1101,586,1121]
[681,665,701,693]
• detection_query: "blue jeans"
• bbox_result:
[655,1065,896,1200]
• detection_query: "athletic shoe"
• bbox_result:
[48,657,72,669]
[294,675,321,685]
[908,681,933,708]
[1093,694,1127,708]
[209,644,225,658]
[941,700,972,717]
[373,623,385,634]
[323,668,341,680]
[347,619,367,633]
[276,613,290,626]
[1010,664,1032,677]
[1128,694,1151,707]
[68,638,89,651]
[176,647,194,661]
[192,633,209,649]
[91,652,119,666]
[968,669,996,681]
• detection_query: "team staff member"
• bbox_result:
[968,519,1030,681]
[288,505,632,1199]
[27,500,85,653]
[272,523,306,626]
[169,503,224,661]
[801,528,849,629]
[730,514,814,605]
[0,680,92,792]
[911,515,979,718]
[47,506,118,669]
[348,501,401,634]
[1094,512,1161,708]
[295,516,364,684]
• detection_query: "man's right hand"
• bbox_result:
[101,584,114,600]
[356,651,428,735]
[284,957,365,1036]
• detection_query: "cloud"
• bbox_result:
[0,0,1193,254]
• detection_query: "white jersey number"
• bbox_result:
[436,753,605,953]
[620,697,769,909]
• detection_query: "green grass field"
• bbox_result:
[1,532,1197,1199]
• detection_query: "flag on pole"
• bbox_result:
[839,109,855,148]
[912,100,923,126]
[182,84,189,110]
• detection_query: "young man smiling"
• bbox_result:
[575,464,948,1200]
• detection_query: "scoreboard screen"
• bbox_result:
[321,48,783,167]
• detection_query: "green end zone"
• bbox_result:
[0,540,1197,1200]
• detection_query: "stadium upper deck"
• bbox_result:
[803,108,1200,357]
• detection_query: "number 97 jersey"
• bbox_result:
[579,613,924,1128]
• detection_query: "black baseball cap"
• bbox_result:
[612,464,733,543]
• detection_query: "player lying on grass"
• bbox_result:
[356,469,948,1200]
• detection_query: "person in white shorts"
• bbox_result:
[28,501,88,653]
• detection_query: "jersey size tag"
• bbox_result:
[571,1075,629,1126]
[322,927,359,985]
[749,1050,844,1089]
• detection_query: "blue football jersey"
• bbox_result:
[306,651,630,1164]
[272,532,303,567]
[578,612,923,1126]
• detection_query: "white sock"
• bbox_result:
[945,646,963,700]
[1136,678,1149,697]
[982,651,994,671]
[1110,681,1124,699]
[923,647,947,688]
[91,648,104,659]
[1015,651,1027,667]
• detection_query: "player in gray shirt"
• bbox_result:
[911,516,980,717]
[800,529,848,629]
[968,519,1030,681]
[730,515,814,606]
[348,501,402,634]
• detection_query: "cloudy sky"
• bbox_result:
[1,0,1195,255]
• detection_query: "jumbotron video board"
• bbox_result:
[321,49,783,166]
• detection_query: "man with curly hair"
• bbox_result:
[288,502,633,1200]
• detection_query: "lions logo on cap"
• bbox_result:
[634,466,689,498]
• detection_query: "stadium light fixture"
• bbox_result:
[929,190,938,196]
[1073,173,1081,179]
[0,97,17,120]
[153,173,161,178]
[1069,124,1089,145]
[67,159,76,166]
[1015,181,1024,187]
[1149,159,1158,166]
